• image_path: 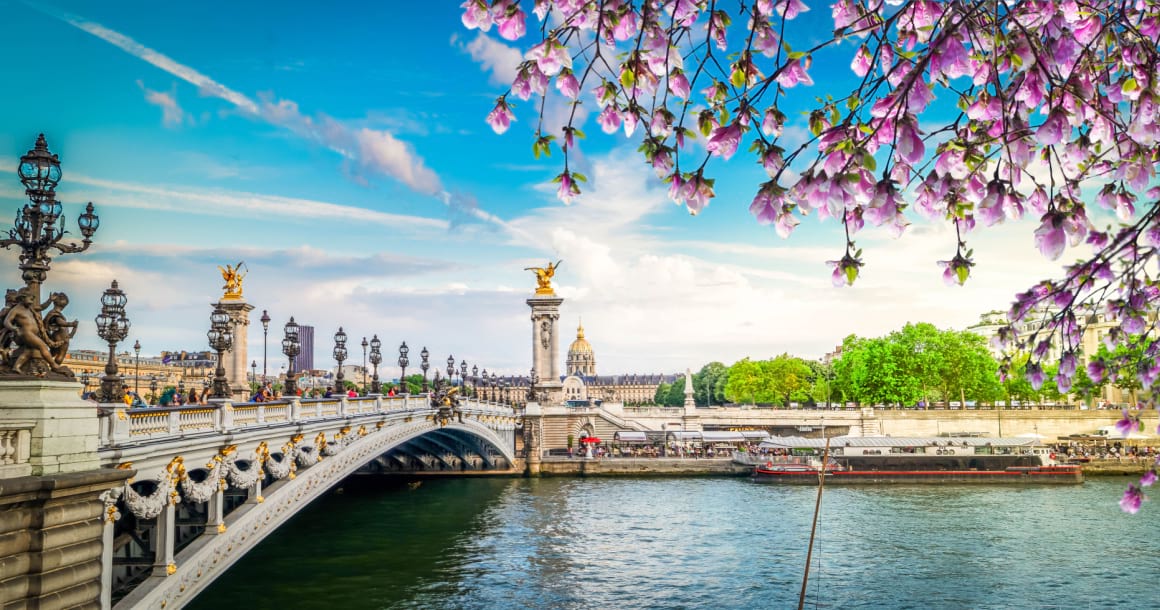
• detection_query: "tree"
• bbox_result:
[724,358,767,405]
[763,353,814,406]
[465,0,1160,512]
[694,361,729,406]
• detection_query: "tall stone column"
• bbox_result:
[527,295,563,404]
[215,300,254,402]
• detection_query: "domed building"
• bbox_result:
[566,320,596,377]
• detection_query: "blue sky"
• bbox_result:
[0,1,1074,377]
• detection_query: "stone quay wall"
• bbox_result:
[537,457,749,477]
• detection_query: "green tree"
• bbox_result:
[763,354,813,407]
[724,358,767,405]
[693,362,729,407]
[654,382,671,406]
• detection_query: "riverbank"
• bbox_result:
[538,457,750,476]
[1078,459,1156,477]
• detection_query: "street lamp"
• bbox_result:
[133,339,141,398]
[398,341,410,394]
[260,309,271,383]
[333,327,348,393]
[369,335,382,394]
[282,317,301,397]
[149,375,158,403]
[251,360,257,385]
[80,370,90,392]
[95,280,129,402]
[0,135,100,379]
[361,336,368,395]
[461,360,468,389]
[446,354,455,385]
[471,364,478,393]
[207,306,234,399]
[420,346,429,392]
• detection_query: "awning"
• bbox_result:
[701,431,746,442]
[580,436,602,444]
[740,430,771,440]
[614,431,648,443]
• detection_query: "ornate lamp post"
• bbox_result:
[133,339,141,398]
[178,378,185,396]
[420,346,429,392]
[0,135,100,378]
[491,372,498,402]
[149,375,159,403]
[95,281,129,402]
[260,309,271,383]
[460,360,468,389]
[80,370,90,392]
[251,360,257,385]
[471,364,478,393]
[369,335,382,394]
[333,327,348,393]
[282,317,301,397]
[529,366,537,402]
[361,336,368,394]
[446,355,455,386]
[397,341,409,394]
[207,306,234,399]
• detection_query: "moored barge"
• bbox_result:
[751,436,1083,484]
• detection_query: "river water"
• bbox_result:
[188,476,1160,609]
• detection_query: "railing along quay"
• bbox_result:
[97,394,516,448]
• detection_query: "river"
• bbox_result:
[188,476,1160,609]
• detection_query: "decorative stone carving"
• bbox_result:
[0,286,72,377]
[123,456,186,520]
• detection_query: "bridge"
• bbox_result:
[98,393,518,608]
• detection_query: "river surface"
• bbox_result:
[189,476,1160,609]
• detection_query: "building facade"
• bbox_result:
[559,322,676,405]
[294,325,315,372]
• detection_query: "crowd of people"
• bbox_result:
[1048,442,1159,463]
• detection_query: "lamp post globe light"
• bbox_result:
[369,335,382,394]
[420,346,429,392]
[471,364,478,393]
[397,341,409,394]
[361,336,368,395]
[260,309,271,383]
[149,375,158,403]
[282,317,301,397]
[446,354,455,385]
[207,306,234,399]
[133,339,141,398]
[333,327,348,393]
[0,135,101,379]
[460,360,468,389]
[251,360,257,386]
[95,280,129,402]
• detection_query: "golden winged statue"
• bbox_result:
[219,261,247,299]
[524,260,562,296]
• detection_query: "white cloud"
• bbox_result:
[137,81,188,128]
[455,32,522,86]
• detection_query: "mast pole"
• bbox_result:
[798,432,831,610]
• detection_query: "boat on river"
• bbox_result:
[750,436,1083,484]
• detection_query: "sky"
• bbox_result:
[0,1,1082,378]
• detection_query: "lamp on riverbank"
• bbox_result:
[282,317,300,397]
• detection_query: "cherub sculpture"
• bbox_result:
[524,260,562,296]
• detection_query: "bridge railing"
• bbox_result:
[0,421,33,478]
[98,394,515,447]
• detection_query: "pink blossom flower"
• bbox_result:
[526,40,572,76]
[1142,471,1158,487]
[486,99,515,134]
[1087,359,1106,383]
[939,253,973,286]
[556,171,580,204]
[460,0,492,31]
[776,0,810,20]
[670,0,701,26]
[668,172,686,205]
[775,209,800,238]
[1034,212,1067,260]
[622,109,639,137]
[1055,372,1073,394]
[682,173,715,215]
[1026,362,1046,390]
[762,147,785,177]
[597,105,622,134]
[966,94,1002,121]
[651,148,673,178]
[1035,109,1070,146]
[753,21,779,57]
[556,70,580,99]
[1116,409,1141,437]
[494,1,527,40]
[706,121,744,160]
[749,182,782,225]
[828,253,863,287]
[775,58,813,88]
[762,108,784,136]
[895,119,924,165]
[1120,484,1145,514]
[611,8,639,41]
[668,69,691,99]
[851,45,873,77]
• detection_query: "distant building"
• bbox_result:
[558,322,677,405]
[294,325,315,372]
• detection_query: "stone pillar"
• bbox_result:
[523,401,543,476]
[215,299,254,402]
[682,368,702,432]
[152,501,176,576]
[206,487,226,535]
[0,380,100,476]
[527,295,563,405]
[0,468,133,610]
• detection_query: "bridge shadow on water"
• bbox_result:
[186,476,517,610]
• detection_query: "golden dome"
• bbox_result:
[569,321,593,355]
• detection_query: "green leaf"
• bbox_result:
[620,69,635,90]
[844,265,859,285]
[730,68,746,88]
[862,152,877,172]
[572,172,588,183]
[1122,77,1139,94]
[955,265,970,285]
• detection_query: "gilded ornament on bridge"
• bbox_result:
[430,377,462,427]
[524,260,562,296]
[218,261,247,300]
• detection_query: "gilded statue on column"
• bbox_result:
[524,260,562,296]
[0,286,76,377]
[218,261,247,300]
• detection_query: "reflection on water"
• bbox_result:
[189,477,1160,609]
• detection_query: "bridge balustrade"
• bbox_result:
[0,422,32,478]
[98,395,513,448]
